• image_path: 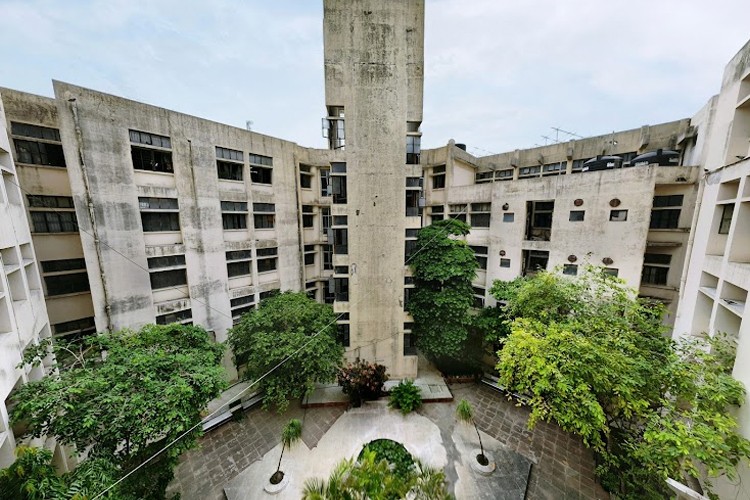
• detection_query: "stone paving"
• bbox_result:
[436,384,610,500]
[168,383,608,500]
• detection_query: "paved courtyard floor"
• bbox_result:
[168,383,609,500]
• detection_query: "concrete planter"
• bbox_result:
[469,449,496,476]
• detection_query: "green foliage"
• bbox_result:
[0,446,127,500]
[337,359,388,404]
[409,219,478,360]
[494,267,750,498]
[359,439,415,479]
[455,399,486,460]
[275,419,303,477]
[302,449,452,500]
[228,291,344,412]
[388,380,423,414]
[9,323,226,499]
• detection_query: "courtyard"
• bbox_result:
[167,383,608,500]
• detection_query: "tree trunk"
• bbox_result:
[276,443,285,474]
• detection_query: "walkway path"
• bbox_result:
[168,383,608,500]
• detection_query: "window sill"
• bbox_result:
[15,162,67,169]
[133,169,174,176]
[31,231,79,236]
[640,283,678,292]
[143,231,182,235]
[218,178,245,184]
[647,228,689,232]
[223,229,249,232]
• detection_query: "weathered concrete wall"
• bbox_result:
[52,81,305,377]
[323,0,424,378]
[0,96,59,469]
[0,88,97,331]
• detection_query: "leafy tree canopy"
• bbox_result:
[494,266,750,498]
[409,219,477,360]
[228,291,344,412]
[9,323,227,499]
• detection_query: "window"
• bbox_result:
[150,269,187,290]
[406,190,422,217]
[300,164,313,189]
[249,153,273,184]
[470,202,491,228]
[333,215,348,226]
[231,295,255,319]
[523,250,549,276]
[406,135,421,164]
[718,204,734,234]
[41,258,90,296]
[337,324,351,347]
[225,248,251,280]
[331,175,347,204]
[449,204,467,223]
[130,130,172,173]
[503,213,514,223]
[405,229,419,263]
[304,244,316,266]
[476,171,494,183]
[324,106,345,150]
[321,207,332,236]
[139,197,179,210]
[302,205,315,228]
[431,205,444,222]
[323,245,333,271]
[333,228,348,255]
[147,254,185,269]
[259,289,280,301]
[53,316,96,339]
[216,147,244,181]
[11,122,66,167]
[642,253,671,286]
[542,162,565,175]
[334,277,349,301]
[156,308,192,325]
[500,258,511,268]
[227,261,251,278]
[142,212,180,232]
[526,201,554,241]
[470,245,488,270]
[31,211,77,233]
[217,161,243,181]
[497,169,513,181]
[572,158,591,173]
[27,195,74,209]
[403,322,417,356]
[253,203,275,230]
[472,286,485,308]
[221,201,248,230]
[563,264,578,276]
[432,165,446,189]
[610,210,628,222]
[650,195,683,229]
[603,268,619,277]
[519,165,541,177]
[569,210,585,222]
[257,247,277,273]
[320,168,331,196]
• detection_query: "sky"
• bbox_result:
[1,0,749,156]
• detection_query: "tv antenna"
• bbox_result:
[246,120,254,131]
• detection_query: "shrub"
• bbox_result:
[358,439,415,479]
[337,359,388,405]
[388,379,423,414]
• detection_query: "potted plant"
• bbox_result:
[456,399,494,473]
[269,418,302,487]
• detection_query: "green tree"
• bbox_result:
[494,267,750,498]
[9,324,227,499]
[271,419,303,484]
[455,399,488,465]
[302,449,451,500]
[409,219,477,362]
[228,291,344,412]
[0,446,125,500]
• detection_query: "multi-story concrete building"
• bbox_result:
[2,1,750,492]
[673,40,750,498]
[0,96,69,471]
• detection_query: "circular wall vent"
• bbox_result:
[609,198,621,207]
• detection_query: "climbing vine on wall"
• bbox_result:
[408,219,478,361]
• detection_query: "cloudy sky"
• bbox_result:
[1,0,748,155]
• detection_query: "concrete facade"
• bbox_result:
[0,97,67,470]
[673,39,750,499]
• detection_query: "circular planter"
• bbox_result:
[263,472,289,494]
[469,449,496,476]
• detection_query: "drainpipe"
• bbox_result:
[68,98,113,332]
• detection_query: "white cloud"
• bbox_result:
[1,0,749,152]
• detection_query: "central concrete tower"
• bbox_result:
[322,0,424,378]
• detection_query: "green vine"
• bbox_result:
[409,219,478,361]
